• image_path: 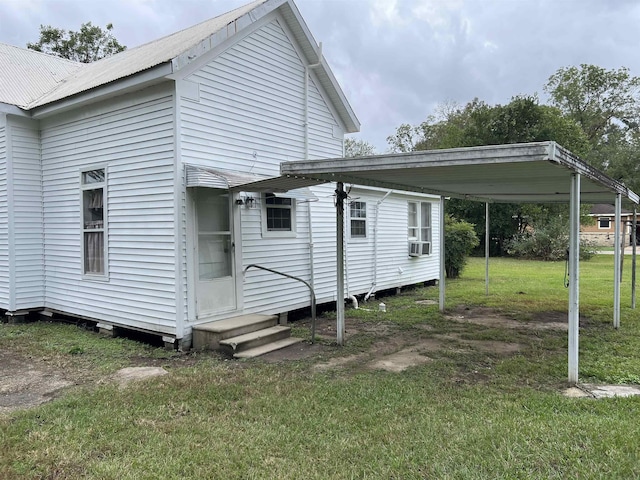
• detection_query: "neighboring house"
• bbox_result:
[582,204,637,246]
[0,0,440,349]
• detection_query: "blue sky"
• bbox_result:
[1,0,640,152]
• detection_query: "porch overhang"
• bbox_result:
[185,164,324,199]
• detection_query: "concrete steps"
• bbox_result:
[234,337,303,359]
[192,314,302,358]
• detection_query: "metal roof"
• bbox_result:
[5,0,359,132]
[0,43,81,109]
[280,142,640,204]
[28,0,267,108]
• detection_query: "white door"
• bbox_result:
[195,189,236,316]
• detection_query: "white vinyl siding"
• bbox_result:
[40,85,177,334]
[0,123,8,309]
[341,189,440,296]
[180,18,345,318]
[11,121,44,308]
[181,20,306,176]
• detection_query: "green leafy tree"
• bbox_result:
[389,95,590,255]
[544,64,640,177]
[344,137,376,157]
[27,22,126,63]
[545,64,640,143]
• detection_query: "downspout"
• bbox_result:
[304,42,323,161]
[364,190,393,302]
[300,198,319,295]
[304,43,322,307]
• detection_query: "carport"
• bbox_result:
[280,141,639,384]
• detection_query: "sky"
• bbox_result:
[1,0,640,152]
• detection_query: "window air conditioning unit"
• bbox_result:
[409,241,431,257]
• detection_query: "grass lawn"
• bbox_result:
[1,255,640,479]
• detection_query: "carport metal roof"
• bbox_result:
[280,141,639,385]
[281,141,639,204]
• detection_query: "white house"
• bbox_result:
[0,0,440,353]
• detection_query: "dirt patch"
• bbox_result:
[0,306,552,412]
[260,341,327,363]
[447,306,567,331]
[0,351,74,414]
[369,348,432,372]
[313,353,367,372]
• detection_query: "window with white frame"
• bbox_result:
[408,201,432,256]
[598,217,611,229]
[81,168,107,275]
[262,194,296,237]
[349,201,367,239]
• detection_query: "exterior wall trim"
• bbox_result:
[5,120,15,311]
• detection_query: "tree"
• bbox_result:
[544,64,640,175]
[388,95,591,255]
[344,137,376,157]
[27,22,126,63]
[545,64,640,143]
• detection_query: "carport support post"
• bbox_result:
[614,193,622,329]
[439,196,445,312]
[568,173,580,385]
[336,182,346,345]
[632,207,637,309]
[485,202,490,296]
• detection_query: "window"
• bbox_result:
[81,168,107,275]
[262,194,296,237]
[408,201,432,256]
[349,201,367,239]
[598,217,611,229]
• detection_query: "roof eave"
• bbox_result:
[0,102,30,117]
[30,63,173,118]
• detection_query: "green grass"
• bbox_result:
[2,256,640,479]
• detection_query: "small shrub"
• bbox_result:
[506,217,596,261]
[445,215,479,278]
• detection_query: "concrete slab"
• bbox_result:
[581,383,640,399]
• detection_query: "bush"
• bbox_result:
[506,217,596,261]
[445,215,480,278]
